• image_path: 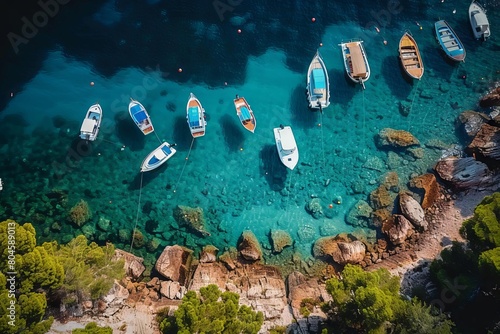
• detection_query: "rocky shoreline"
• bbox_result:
[49,86,500,333]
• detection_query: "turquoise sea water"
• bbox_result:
[0,0,499,266]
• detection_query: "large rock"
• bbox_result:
[113,249,146,280]
[466,123,500,161]
[382,214,415,245]
[313,236,366,265]
[399,192,427,231]
[434,156,496,189]
[458,110,490,137]
[155,245,193,285]
[270,230,292,253]
[160,280,182,299]
[100,280,129,316]
[287,271,332,319]
[238,231,262,261]
[479,87,500,108]
[377,128,420,148]
[188,262,292,333]
[409,173,440,209]
[199,245,218,263]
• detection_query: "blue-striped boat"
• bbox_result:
[435,20,466,62]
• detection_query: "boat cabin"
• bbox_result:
[346,42,367,79]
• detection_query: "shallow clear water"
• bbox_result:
[1,0,499,265]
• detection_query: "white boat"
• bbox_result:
[186,93,207,138]
[140,142,176,172]
[340,40,370,89]
[306,50,330,110]
[469,1,490,40]
[129,98,154,135]
[79,104,102,141]
[273,125,299,170]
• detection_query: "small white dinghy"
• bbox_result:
[273,125,299,170]
[140,142,176,172]
[79,104,102,141]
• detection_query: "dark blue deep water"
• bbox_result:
[1,0,499,266]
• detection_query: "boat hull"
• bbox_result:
[435,20,466,62]
[340,40,370,88]
[398,32,424,80]
[306,50,330,109]
[234,96,256,133]
[186,93,207,138]
[129,99,154,135]
[273,126,299,170]
[79,104,102,141]
[140,142,176,172]
[469,1,490,40]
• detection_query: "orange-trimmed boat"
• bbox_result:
[398,32,424,80]
[234,95,256,133]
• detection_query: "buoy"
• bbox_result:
[317,123,321,127]
[185,157,189,160]
[452,9,456,14]
[328,204,333,209]
[311,17,316,22]
[383,40,388,45]
[375,26,380,33]
[10,93,13,97]
[224,82,228,86]
[90,81,95,86]
[319,42,323,47]
[237,29,242,34]
[240,147,243,151]
[420,26,423,30]
[178,68,183,73]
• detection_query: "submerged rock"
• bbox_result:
[238,230,262,261]
[305,198,323,219]
[377,128,420,148]
[369,185,393,209]
[68,199,92,227]
[173,205,210,236]
[270,229,292,253]
[346,200,373,227]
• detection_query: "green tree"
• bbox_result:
[0,220,60,334]
[0,272,54,334]
[72,322,113,334]
[51,235,125,300]
[461,192,500,251]
[0,220,64,294]
[324,264,452,334]
[392,298,453,334]
[159,284,263,334]
[325,264,402,333]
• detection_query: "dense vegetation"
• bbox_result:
[158,284,264,334]
[323,264,453,334]
[72,322,113,334]
[0,220,124,333]
[430,192,500,333]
